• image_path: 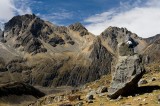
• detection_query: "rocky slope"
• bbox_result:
[143,34,160,63]
[31,71,160,106]
[0,14,112,87]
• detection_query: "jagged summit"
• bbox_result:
[4,14,37,31]
[69,22,86,31]
[68,22,89,36]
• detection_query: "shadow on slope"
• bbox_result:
[136,85,160,95]
[0,82,45,97]
[0,82,45,105]
[122,85,160,97]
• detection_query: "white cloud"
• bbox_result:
[40,12,73,21]
[84,0,160,38]
[39,9,73,25]
[0,0,32,28]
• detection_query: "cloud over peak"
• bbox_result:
[84,0,160,38]
[0,0,32,26]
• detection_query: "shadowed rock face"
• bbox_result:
[108,42,145,99]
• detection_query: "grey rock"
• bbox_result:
[88,90,96,95]
[108,43,145,99]
[86,94,94,100]
[98,93,107,97]
[151,77,156,81]
[118,43,134,56]
[97,86,108,94]
[48,36,65,47]
[116,95,123,101]
[144,55,150,64]
[138,79,148,85]
[86,100,93,103]
[64,39,112,87]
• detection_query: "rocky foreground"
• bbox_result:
[0,14,160,106]
[27,67,160,106]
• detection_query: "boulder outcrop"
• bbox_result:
[108,42,145,99]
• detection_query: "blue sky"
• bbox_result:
[29,0,124,25]
[0,0,160,37]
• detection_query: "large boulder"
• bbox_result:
[108,43,145,99]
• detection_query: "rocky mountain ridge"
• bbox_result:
[0,14,159,88]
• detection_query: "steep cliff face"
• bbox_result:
[25,38,112,87]
[143,34,160,63]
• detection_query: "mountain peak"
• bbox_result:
[102,26,130,34]
[68,22,89,36]
[4,14,38,31]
